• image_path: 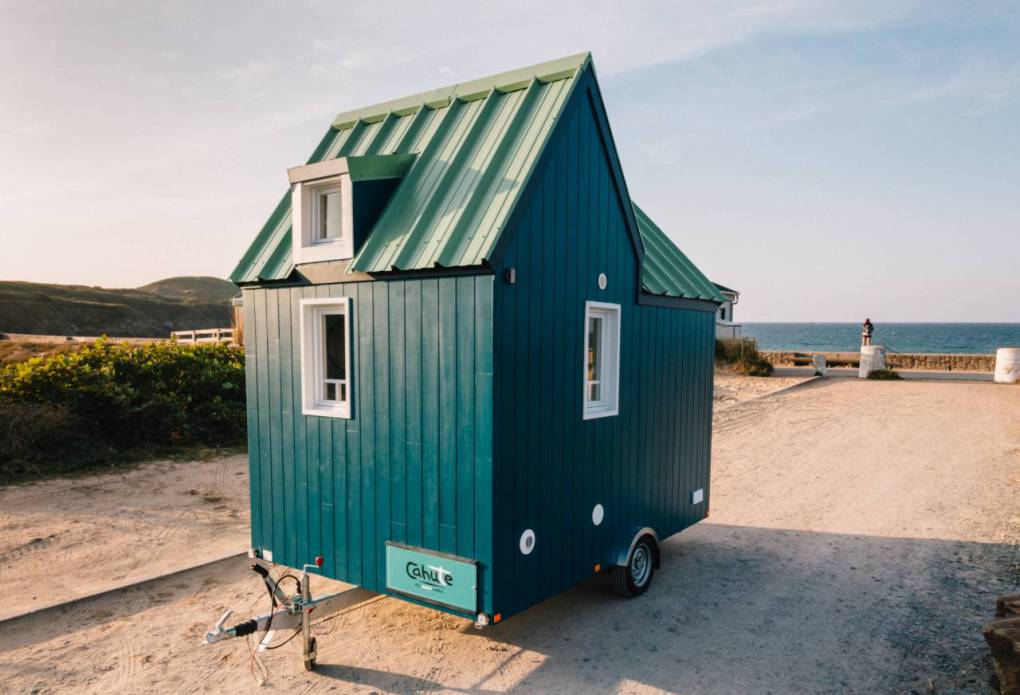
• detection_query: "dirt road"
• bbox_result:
[1,378,1017,693]
[0,455,250,618]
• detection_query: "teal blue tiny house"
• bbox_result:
[231,53,724,624]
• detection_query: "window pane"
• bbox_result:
[325,382,336,400]
[318,190,341,240]
[587,316,602,383]
[589,382,600,402]
[324,314,346,381]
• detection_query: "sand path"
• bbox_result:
[0,378,1017,693]
[0,456,250,618]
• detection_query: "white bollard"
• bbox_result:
[811,354,827,376]
[859,345,886,379]
[994,347,1020,384]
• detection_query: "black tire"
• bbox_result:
[304,636,317,671]
[612,536,656,597]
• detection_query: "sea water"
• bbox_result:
[742,323,1020,354]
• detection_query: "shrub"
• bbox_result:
[867,369,902,380]
[0,339,245,483]
[0,340,85,366]
[715,338,774,377]
[0,399,90,480]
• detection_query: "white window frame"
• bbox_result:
[291,174,354,264]
[582,301,620,420]
[299,297,353,419]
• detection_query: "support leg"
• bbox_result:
[301,573,317,670]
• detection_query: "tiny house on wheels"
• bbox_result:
[206,52,724,668]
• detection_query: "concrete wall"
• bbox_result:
[761,350,995,372]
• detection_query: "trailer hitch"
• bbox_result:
[203,552,379,671]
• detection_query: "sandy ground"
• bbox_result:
[1,378,1018,694]
[0,456,250,618]
[713,371,811,409]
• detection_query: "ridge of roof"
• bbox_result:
[331,52,591,129]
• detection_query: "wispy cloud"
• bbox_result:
[210,56,280,88]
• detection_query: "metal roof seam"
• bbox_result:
[445,79,546,267]
[356,100,465,271]
[415,88,506,269]
[473,78,572,259]
[391,99,486,270]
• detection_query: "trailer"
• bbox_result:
[209,52,723,668]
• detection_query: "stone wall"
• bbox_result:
[761,350,995,372]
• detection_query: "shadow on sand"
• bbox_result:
[312,523,1015,694]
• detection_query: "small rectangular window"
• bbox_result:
[583,301,620,419]
[300,298,352,418]
[312,186,342,243]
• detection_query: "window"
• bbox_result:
[300,298,353,418]
[291,173,353,264]
[312,185,342,243]
[583,301,620,419]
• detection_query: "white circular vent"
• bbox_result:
[592,504,604,526]
[519,529,536,555]
[598,273,608,290]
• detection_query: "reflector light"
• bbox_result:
[315,556,324,568]
[493,613,502,623]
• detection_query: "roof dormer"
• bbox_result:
[288,154,414,266]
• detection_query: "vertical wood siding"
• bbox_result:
[491,81,716,618]
[243,275,494,610]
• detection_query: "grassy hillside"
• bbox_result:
[0,277,235,338]
[137,276,238,304]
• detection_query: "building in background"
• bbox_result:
[714,282,741,339]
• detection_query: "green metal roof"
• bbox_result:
[633,203,724,302]
[231,53,590,283]
[231,53,722,305]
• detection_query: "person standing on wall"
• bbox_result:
[861,318,874,346]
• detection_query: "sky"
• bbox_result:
[0,1,1017,322]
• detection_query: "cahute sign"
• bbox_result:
[385,542,477,613]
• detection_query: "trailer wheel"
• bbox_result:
[612,535,656,597]
[303,636,317,671]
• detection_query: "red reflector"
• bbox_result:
[315,556,324,568]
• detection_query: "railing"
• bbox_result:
[715,322,743,340]
[171,328,234,344]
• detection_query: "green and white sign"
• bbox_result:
[385,542,477,613]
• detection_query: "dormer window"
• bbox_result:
[290,170,354,264]
[287,154,416,268]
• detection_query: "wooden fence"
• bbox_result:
[170,328,234,344]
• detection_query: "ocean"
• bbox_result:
[741,323,1020,354]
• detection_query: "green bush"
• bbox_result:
[0,339,245,483]
[867,368,902,380]
[715,338,774,377]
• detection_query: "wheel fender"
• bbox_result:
[614,527,659,569]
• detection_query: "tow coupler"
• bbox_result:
[204,552,377,671]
